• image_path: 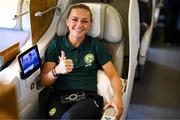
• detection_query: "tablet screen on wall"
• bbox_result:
[18,45,41,79]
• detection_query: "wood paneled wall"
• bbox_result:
[30,0,58,44]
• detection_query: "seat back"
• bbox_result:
[139,0,156,65]
[57,3,125,75]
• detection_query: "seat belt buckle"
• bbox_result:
[60,91,86,104]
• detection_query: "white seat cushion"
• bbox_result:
[97,70,114,104]
[97,70,125,105]
[85,3,123,43]
[85,3,105,39]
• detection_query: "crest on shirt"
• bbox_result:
[84,53,95,67]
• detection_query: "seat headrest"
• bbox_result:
[85,4,105,39]
[57,3,123,43]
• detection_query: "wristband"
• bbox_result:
[52,68,60,77]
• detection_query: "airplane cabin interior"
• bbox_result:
[0,0,180,119]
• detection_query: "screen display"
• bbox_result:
[18,45,41,79]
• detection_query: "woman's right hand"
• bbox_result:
[55,51,74,74]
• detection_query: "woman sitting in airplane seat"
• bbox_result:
[40,4,123,120]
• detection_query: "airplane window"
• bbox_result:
[0,0,30,52]
[0,0,19,28]
[0,0,31,70]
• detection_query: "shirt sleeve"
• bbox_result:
[92,38,112,66]
[45,35,59,63]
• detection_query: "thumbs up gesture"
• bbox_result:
[55,51,74,74]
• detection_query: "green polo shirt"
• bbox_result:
[45,33,112,92]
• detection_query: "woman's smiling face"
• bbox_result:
[66,8,91,41]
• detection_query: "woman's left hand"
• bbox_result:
[104,95,123,120]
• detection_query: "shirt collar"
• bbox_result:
[63,33,74,51]
[63,33,90,51]
[78,35,90,50]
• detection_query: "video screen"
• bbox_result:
[18,45,41,79]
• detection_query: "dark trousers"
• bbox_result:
[45,91,103,119]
